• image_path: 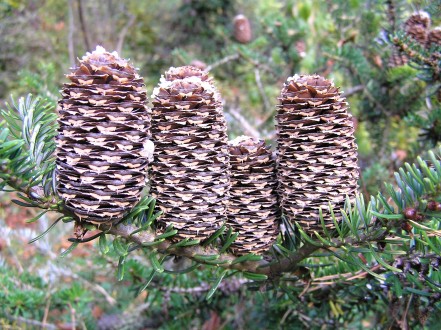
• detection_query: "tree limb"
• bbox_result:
[105,222,389,277]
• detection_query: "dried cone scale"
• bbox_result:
[56,46,151,223]
[227,136,279,255]
[276,74,359,233]
[150,66,230,240]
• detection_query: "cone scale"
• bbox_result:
[150,66,230,240]
[276,74,359,233]
[56,46,151,223]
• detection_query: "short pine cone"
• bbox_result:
[56,46,151,223]
[427,27,441,49]
[233,14,252,44]
[227,136,279,255]
[150,66,230,240]
[388,47,408,67]
[404,11,431,45]
[276,74,359,233]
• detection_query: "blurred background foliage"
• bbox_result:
[0,0,440,328]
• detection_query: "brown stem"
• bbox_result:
[106,222,388,277]
[77,0,91,51]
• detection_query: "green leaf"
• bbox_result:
[26,210,48,223]
[168,238,201,249]
[12,199,37,208]
[243,272,268,281]
[219,230,239,254]
[99,234,110,255]
[231,253,263,265]
[59,242,79,258]
[206,269,228,300]
[113,237,128,257]
[137,269,157,295]
[28,217,62,243]
[117,256,126,281]
[404,287,432,297]
[149,253,164,273]
[155,228,178,240]
[370,211,403,220]
[202,225,226,247]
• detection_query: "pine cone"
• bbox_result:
[227,136,279,255]
[427,27,441,49]
[388,47,408,67]
[150,66,230,240]
[276,74,359,233]
[56,46,151,223]
[404,11,431,45]
[233,14,252,44]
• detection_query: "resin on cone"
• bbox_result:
[150,66,230,240]
[56,46,151,223]
[227,136,279,255]
[276,74,359,233]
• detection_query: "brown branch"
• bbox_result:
[105,222,388,277]
[77,0,91,51]
[205,53,240,72]
[5,313,57,330]
[226,106,261,138]
[115,14,136,54]
[67,0,76,67]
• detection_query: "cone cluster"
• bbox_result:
[150,66,230,240]
[276,74,359,233]
[56,46,151,223]
[227,136,279,255]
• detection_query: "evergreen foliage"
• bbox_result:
[0,0,440,328]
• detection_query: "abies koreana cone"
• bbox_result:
[56,46,151,223]
[150,66,230,240]
[227,136,280,255]
[276,74,359,234]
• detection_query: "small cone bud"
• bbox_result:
[233,14,252,44]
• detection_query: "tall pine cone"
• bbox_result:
[150,66,230,240]
[227,136,279,255]
[404,11,431,45]
[276,74,359,233]
[56,46,151,223]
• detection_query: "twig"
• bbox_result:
[68,302,76,330]
[67,0,76,67]
[57,267,117,305]
[41,295,51,328]
[115,14,136,54]
[5,313,57,330]
[77,0,91,51]
[205,53,240,72]
[105,222,389,277]
[343,85,364,97]
[254,68,272,116]
[401,293,413,330]
[226,106,260,138]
